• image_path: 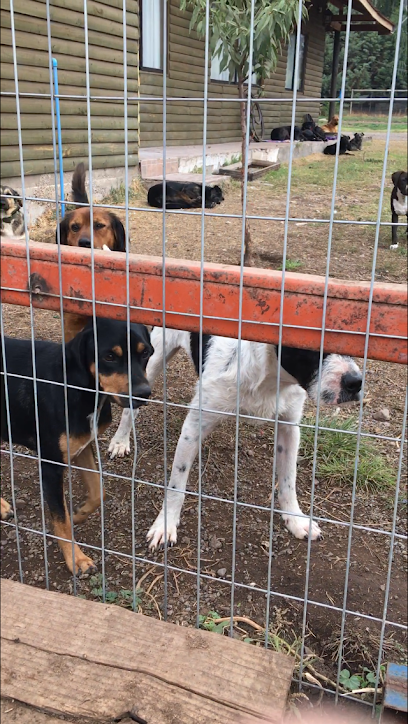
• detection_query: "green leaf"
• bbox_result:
[91,587,104,597]
[105,591,118,603]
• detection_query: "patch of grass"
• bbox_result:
[278,258,302,271]
[300,416,395,491]
[319,113,407,134]
[88,573,142,610]
[222,154,242,167]
[102,177,144,205]
[262,138,407,227]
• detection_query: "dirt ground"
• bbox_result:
[1,139,407,697]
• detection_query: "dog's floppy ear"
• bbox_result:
[110,214,126,252]
[56,214,70,245]
[392,171,403,187]
[67,323,94,370]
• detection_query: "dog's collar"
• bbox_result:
[1,206,21,224]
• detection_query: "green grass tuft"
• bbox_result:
[278,258,302,271]
[300,416,395,492]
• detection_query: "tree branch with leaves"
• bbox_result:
[180,0,307,265]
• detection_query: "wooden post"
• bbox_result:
[329,30,341,121]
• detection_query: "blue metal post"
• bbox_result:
[52,58,65,217]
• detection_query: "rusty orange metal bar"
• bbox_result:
[1,240,407,364]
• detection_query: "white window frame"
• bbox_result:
[141,0,163,72]
[285,33,306,91]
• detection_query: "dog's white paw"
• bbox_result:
[284,514,322,541]
[147,513,178,551]
[108,436,131,459]
[390,243,399,250]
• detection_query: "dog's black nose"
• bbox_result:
[132,382,151,402]
[342,372,362,395]
[78,238,91,248]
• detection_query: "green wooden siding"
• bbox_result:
[0,0,139,177]
[140,1,326,147]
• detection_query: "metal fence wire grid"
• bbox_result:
[0,0,407,717]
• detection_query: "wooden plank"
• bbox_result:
[1,141,138,163]
[383,663,408,713]
[1,579,293,724]
[0,114,138,131]
[0,153,138,177]
[1,699,72,724]
[0,8,138,52]
[1,241,407,363]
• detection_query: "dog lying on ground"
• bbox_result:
[270,126,301,141]
[299,127,327,142]
[323,135,352,156]
[1,319,152,575]
[348,132,364,151]
[56,163,127,342]
[321,115,339,134]
[147,181,224,210]
[108,329,362,548]
[1,185,25,239]
[390,170,408,249]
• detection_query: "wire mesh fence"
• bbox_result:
[1,0,407,716]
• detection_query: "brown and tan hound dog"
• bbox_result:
[56,163,126,342]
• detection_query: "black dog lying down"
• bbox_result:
[324,132,364,156]
[271,126,301,141]
[323,135,352,156]
[1,319,153,575]
[271,121,327,142]
[147,181,224,210]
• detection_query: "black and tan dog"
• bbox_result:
[1,318,153,575]
[147,180,224,210]
[0,184,25,239]
[390,170,407,249]
[56,163,127,342]
[57,163,126,251]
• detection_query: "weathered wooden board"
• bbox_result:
[1,579,293,724]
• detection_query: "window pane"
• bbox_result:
[211,39,230,81]
[285,34,296,90]
[296,35,305,91]
[285,33,305,91]
[142,0,162,70]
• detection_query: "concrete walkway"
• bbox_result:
[139,139,327,182]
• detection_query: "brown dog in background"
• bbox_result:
[321,115,339,134]
[56,163,126,341]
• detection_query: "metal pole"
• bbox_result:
[329,30,341,120]
[52,58,65,218]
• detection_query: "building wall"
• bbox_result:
[0,0,139,178]
[140,1,326,147]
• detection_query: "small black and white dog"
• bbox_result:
[109,330,362,549]
[390,170,408,250]
[0,185,25,238]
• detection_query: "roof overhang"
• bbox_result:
[323,0,394,34]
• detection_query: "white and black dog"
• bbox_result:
[109,330,362,549]
[390,170,407,250]
[0,185,25,239]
